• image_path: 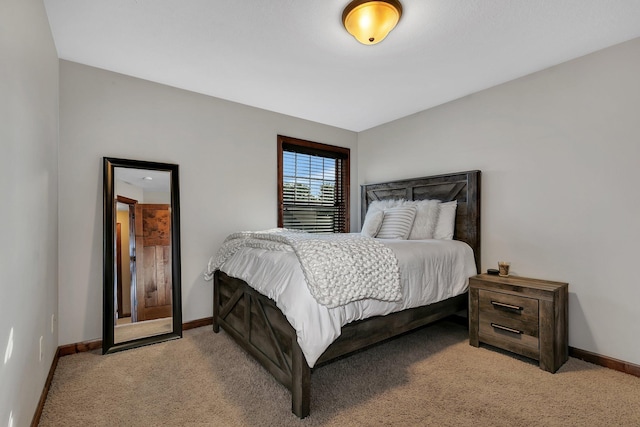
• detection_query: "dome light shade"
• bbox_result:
[342,0,403,45]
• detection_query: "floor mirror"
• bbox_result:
[103,157,182,354]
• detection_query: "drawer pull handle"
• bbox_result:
[491,323,522,335]
[491,301,522,311]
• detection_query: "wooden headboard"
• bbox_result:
[361,170,481,272]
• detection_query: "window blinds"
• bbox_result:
[281,149,347,233]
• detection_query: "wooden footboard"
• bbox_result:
[213,270,311,418]
[214,270,467,418]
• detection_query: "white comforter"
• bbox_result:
[212,238,477,367]
[208,229,401,307]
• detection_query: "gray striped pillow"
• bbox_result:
[376,205,417,239]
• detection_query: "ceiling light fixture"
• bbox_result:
[342,0,403,45]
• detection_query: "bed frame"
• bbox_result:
[213,170,480,418]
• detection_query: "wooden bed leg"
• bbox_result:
[291,342,311,418]
[212,271,220,333]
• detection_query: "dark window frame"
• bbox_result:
[277,135,350,233]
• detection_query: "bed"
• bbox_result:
[210,170,480,418]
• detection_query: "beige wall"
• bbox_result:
[0,0,59,424]
[358,37,640,365]
[144,190,171,204]
[58,60,358,345]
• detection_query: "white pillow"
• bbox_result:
[366,199,405,215]
[433,201,457,240]
[376,205,417,239]
[406,199,441,240]
[361,199,405,237]
[361,210,384,237]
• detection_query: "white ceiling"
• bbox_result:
[43,0,640,132]
[115,167,170,193]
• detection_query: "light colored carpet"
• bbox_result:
[114,317,173,343]
[40,321,640,426]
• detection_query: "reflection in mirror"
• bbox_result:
[103,158,182,354]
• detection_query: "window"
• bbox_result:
[278,135,350,233]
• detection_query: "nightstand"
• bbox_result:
[469,274,568,373]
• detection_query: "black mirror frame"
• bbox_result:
[102,157,182,354]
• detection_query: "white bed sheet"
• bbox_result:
[218,238,477,367]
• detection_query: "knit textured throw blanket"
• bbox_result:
[206,229,401,308]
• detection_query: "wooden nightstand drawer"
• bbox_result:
[479,319,540,358]
[469,274,569,373]
[478,289,540,358]
[478,289,539,332]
